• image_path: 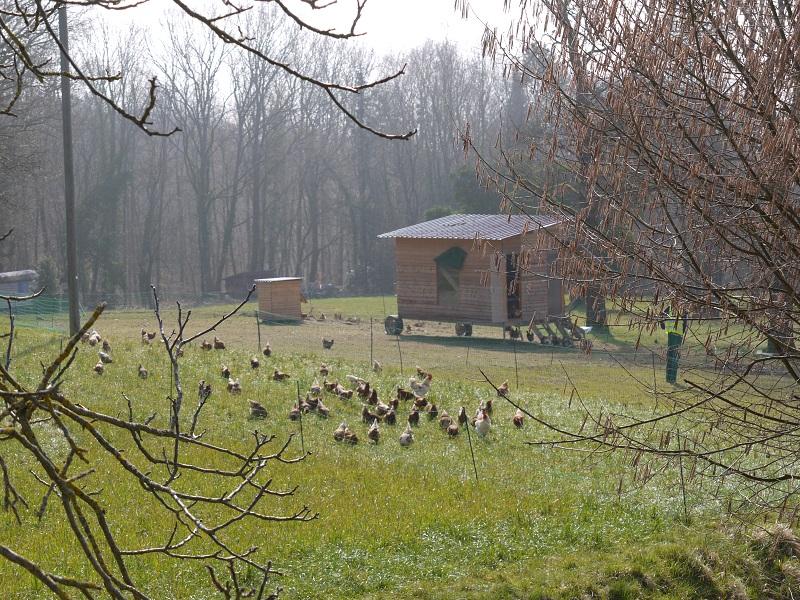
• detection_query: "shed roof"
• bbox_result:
[254,277,303,283]
[377,214,559,241]
[0,270,37,283]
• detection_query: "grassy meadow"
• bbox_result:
[1,296,797,599]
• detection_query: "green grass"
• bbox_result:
[1,298,797,598]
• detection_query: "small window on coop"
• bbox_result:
[434,247,467,309]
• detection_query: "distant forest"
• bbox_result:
[0,4,538,301]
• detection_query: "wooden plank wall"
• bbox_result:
[393,231,559,325]
[257,280,302,318]
[395,238,494,322]
[520,264,551,322]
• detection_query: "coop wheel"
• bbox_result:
[384,315,404,335]
[455,323,472,337]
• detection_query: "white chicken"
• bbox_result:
[475,409,492,438]
[409,373,433,397]
[399,425,414,447]
[346,374,366,387]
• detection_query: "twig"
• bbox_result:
[463,407,479,483]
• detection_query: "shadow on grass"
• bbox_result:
[394,333,584,355]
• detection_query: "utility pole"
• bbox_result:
[59,4,81,336]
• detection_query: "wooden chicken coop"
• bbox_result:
[255,277,304,321]
[378,214,565,337]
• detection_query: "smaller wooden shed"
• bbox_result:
[0,270,38,296]
[378,214,564,333]
[256,277,304,321]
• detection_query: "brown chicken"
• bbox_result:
[316,399,331,418]
[368,419,381,444]
[333,420,348,442]
[248,400,267,418]
[357,381,371,399]
[368,388,379,406]
[336,384,354,399]
[397,386,415,401]
[322,338,334,349]
[263,343,272,357]
[213,337,226,350]
[439,410,453,430]
[497,380,509,398]
[513,408,524,428]
[362,404,382,423]
[413,395,429,410]
[374,400,391,416]
[273,368,290,381]
[304,393,319,412]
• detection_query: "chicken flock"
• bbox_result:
[85,326,524,449]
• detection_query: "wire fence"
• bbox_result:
[7,290,254,335]
[7,290,783,387]
[11,296,72,333]
[244,311,731,389]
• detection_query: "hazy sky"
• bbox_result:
[98,0,514,56]
[323,0,513,54]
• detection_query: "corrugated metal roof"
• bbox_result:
[0,270,37,283]
[254,277,303,283]
[377,214,559,241]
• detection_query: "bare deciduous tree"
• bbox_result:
[1,0,414,140]
[471,0,800,517]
